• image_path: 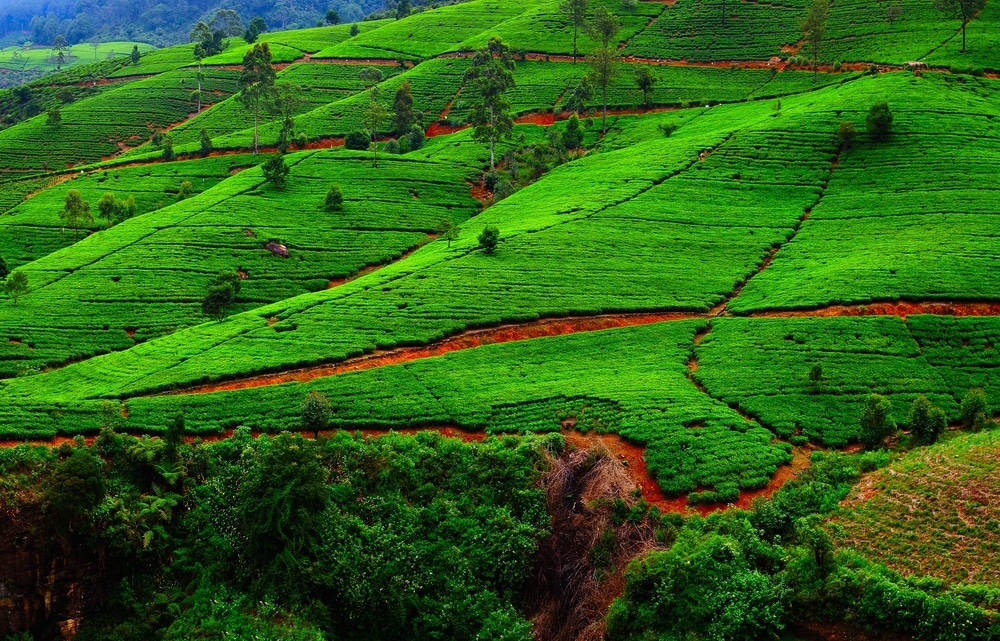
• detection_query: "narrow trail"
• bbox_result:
[153,311,707,397]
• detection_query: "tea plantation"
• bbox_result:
[1,0,1000,637]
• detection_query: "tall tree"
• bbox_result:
[4,271,28,306]
[209,9,245,38]
[585,8,621,135]
[396,0,412,19]
[635,65,656,107]
[244,16,267,44]
[364,89,392,168]
[463,36,516,170]
[238,43,277,154]
[559,0,589,63]
[934,0,985,52]
[301,391,332,439]
[190,21,221,113]
[60,189,92,239]
[130,44,140,64]
[326,9,341,24]
[271,82,302,152]
[393,79,416,135]
[800,0,829,82]
[859,393,897,449]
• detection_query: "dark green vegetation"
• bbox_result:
[0,430,550,639]
[2,0,1000,637]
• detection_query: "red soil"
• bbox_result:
[752,301,1000,320]
[162,312,704,397]
[426,122,469,137]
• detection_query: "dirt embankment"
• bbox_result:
[525,440,660,641]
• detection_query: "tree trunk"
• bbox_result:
[962,20,967,52]
[489,105,496,169]
[197,61,202,113]
[253,102,259,154]
[602,82,607,134]
[573,26,577,63]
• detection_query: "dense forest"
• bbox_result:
[0,0,391,46]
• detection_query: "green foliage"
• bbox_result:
[585,8,621,133]
[800,0,830,76]
[607,527,788,641]
[478,224,500,253]
[908,394,946,443]
[300,390,332,436]
[130,44,141,64]
[344,130,369,150]
[46,107,61,126]
[393,79,416,135]
[201,270,243,321]
[464,36,516,169]
[60,189,93,238]
[324,183,344,210]
[237,42,277,154]
[95,192,135,228]
[559,0,589,60]
[176,180,194,201]
[350,23,360,37]
[43,449,106,531]
[960,387,990,431]
[835,120,858,150]
[4,271,28,306]
[326,9,340,25]
[866,100,893,142]
[161,135,175,160]
[436,217,460,247]
[563,113,583,150]
[0,256,7,280]
[634,65,655,107]
[199,128,213,156]
[859,393,896,449]
[261,153,290,188]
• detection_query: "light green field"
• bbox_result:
[0,41,156,75]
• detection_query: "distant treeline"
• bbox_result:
[0,0,399,47]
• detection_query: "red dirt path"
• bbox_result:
[753,301,1000,320]
[164,311,704,397]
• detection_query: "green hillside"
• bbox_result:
[1,0,999,637]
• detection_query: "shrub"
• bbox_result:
[406,124,425,151]
[859,394,896,449]
[866,101,893,142]
[177,180,194,201]
[345,131,369,150]
[202,270,242,321]
[960,388,990,431]
[835,120,858,151]
[325,183,344,211]
[199,128,213,157]
[350,23,360,36]
[0,256,7,280]
[658,122,678,137]
[908,395,946,444]
[301,391,332,437]
[46,107,61,126]
[483,170,500,192]
[161,135,176,160]
[261,154,290,188]
[385,139,400,154]
[478,225,500,253]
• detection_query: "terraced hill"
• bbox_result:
[1,0,999,637]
